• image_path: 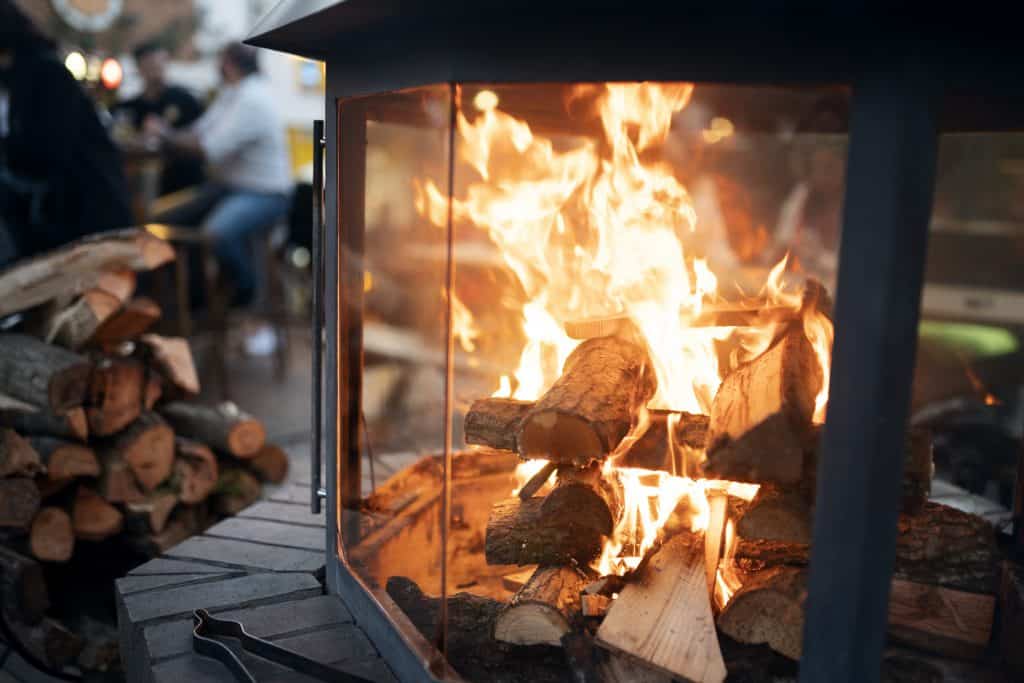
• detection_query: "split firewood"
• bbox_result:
[0,477,41,530]
[160,401,264,458]
[247,443,289,484]
[616,409,709,471]
[92,297,162,346]
[465,397,531,452]
[0,334,92,412]
[0,428,43,478]
[45,289,122,349]
[494,565,588,646]
[887,579,994,659]
[6,615,84,670]
[28,507,74,563]
[93,268,137,303]
[72,486,124,541]
[140,334,199,396]
[716,566,807,661]
[97,450,144,504]
[518,336,657,466]
[0,545,49,624]
[28,436,99,480]
[212,466,262,516]
[541,462,622,538]
[597,532,727,683]
[485,497,604,566]
[99,412,174,491]
[1000,562,1024,679]
[736,484,812,544]
[0,228,174,318]
[172,438,220,503]
[703,325,822,484]
[0,405,88,442]
[125,492,178,535]
[86,356,149,436]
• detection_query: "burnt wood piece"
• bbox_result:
[465,398,531,452]
[86,356,148,436]
[172,438,220,503]
[211,466,262,516]
[0,334,91,412]
[736,484,812,544]
[247,443,289,484]
[493,565,588,646]
[72,486,124,541]
[0,228,174,318]
[28,436,99,480]
[517,461,556,500]
[0,405,89,442]
[160,401,265,458]
[92,268,137,303]
[28,506,74,563]
[597,532,726,683]
[734,502,999,594]
[518,336,657,467]
[703,326,822,485]
[0,545,49,623]
[0,428,43,478]
[92,296,162,346]
[125,492,178,534]
[140,334,199,397]
[99,412,174,491]
[385,575,568,683]
[616,409,709,471]
[45,288,121,349]
[1000,561,1024,679]
[886,579,994,660]
[541,462,622,538]
[0,477,41,530]
[485,497,604,566]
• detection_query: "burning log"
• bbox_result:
[616,409,709,471]
[99,412,174,491]
[493,565,588,646]
[0,334,92,413]
[541,463,622,538]
[516,461,556,500]
[485,497,604,566]
[160,401,265,458]
[596,532,727,683]
[703,326,822,485]
[735,485,812,544]
[28,437,99,480]
[28,507,74,563]
[0,477,41,530]
[887,579,994,660]
[0,429,43,478]
[518,336,657,467]
[0,405,89,442]
[716,566,807,661]
[72,486,124,541]
[465,398,531,452]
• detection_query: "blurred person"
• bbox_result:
[0,0,132,262]
[149,42,291,314]
[115,40,205,195]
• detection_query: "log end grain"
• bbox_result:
[716,566,808,661]
[29,507,74,563]
[72,487,124,541]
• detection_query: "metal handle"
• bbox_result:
[311,120,326,514]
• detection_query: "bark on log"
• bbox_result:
[887,579,994,660]
[160,401,264,458]
[172,438,219,503]
[72,486,124,541]
[0,405,88,442]
[140,335,199,397]
[485,497,604,566]
[716,566,807,661]
[704,326,822,485]
[518,336,657,466]
[0,428,43,478]
[735,485,812,544]
[597,532,727,683]
[494,565,588,646]
[211,467,261,516]
[0,477,41,530]
[99,412,174,491]
[0,228,174,318]
[0,334,91,413]
[125,492,178,534]
[28,507,74,563]
[0,545,49,624]
[247,443,288,484]
[86,356,148,436]
[45,289,121,349]
[465,398,531,452]
[92,297,162,346]
[540,462,622,538]
[28,436,99,480]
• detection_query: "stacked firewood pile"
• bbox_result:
[388,283,1017,682]
[0,230,288,676]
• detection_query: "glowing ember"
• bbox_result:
[511,458,551,497]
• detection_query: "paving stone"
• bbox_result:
[334,657,399,683]
[165,535,323,573]
[273,623,376,664]
[238,501,325,528]
[145,595,354,661]
[267,483,312,504]
[117,572,239,595]
[204,517,324,551]
[129,557,236,576]
[121,572,321,624]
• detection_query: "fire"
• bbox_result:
[511,458,551,497]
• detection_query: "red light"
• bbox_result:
[100,58,122,90]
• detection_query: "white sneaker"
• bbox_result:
[243,325,279,356]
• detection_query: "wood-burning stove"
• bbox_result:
[248,4,1023,681]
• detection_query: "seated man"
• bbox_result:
[149,42,291,307]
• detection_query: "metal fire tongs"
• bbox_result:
[192,609,373,683]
